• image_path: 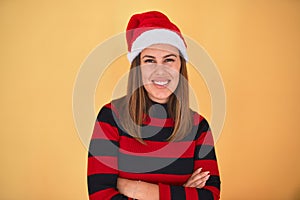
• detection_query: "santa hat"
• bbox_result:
[126,11,188,63]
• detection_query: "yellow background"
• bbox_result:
[1,0,300,199]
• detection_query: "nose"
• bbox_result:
[153,64,168,76]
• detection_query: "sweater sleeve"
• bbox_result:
[87,104,130,200]
[158,116,221,200]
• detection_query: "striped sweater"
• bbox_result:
[88,98,221,199]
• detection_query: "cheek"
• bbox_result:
[175,63,181,81]
[141,67,152,84]
[143,84,152,94]
[170,68,181,82]
[169,62,181,79]
[172,73,180,88]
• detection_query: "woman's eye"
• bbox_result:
[144,59,155,63]
[164,58,175,63]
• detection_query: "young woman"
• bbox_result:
[88,11,221,200]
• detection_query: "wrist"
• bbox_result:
[135,181,159,200]
[132,180,141,199]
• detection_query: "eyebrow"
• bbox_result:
[142,54,178,59]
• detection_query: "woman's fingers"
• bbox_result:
[186,174,209,187]
[186,168,202,183]
[186,174,210,188]
[192,173,210,188]
[184,169,210,188]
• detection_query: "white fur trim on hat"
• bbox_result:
[127,29,188,63]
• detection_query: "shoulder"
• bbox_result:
[96,96,127,122]
[189,109,211,139]
[190,109,209,127]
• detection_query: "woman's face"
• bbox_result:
[140,44,181,104]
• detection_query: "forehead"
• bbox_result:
[141,44,180,56]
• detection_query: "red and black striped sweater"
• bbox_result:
[88,98,221,199]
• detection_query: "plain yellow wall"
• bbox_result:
[1,0,300,199]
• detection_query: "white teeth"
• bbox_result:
[153,80,169,86]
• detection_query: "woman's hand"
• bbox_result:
[117,169,209,199]
[117,177,136,198]
[184,168,210,188]
[117,177,159,200]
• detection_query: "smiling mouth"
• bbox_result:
[152,80,170,86]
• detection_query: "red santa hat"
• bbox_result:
[126,11,188,63]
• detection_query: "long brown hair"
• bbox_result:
[118,54,193,143]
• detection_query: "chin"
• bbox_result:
[152,94,172,102]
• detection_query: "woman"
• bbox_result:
[88,11,221,200]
